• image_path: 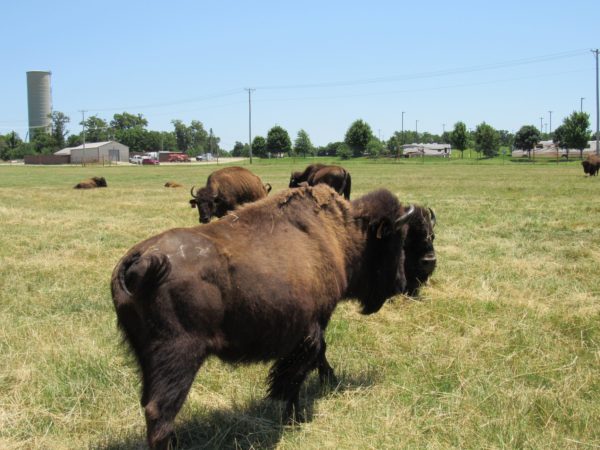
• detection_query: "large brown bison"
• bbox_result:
[582,155,600,176]
[290,164,352,199]
[73,176,107,189]
[189,166,271,223]
[111,184,430,449]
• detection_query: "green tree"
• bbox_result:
[293,129,314,157]
[189,120,209,155]
[252,136,267,158]
[553,125,569,160]
[31,131,58,154]
[450,121,469,159]
[66,134,82,147]
[110,112,148,130]
[49,111,70,149]
[474,122,500,158]
[337,143,352,160]
[266,125,292,156]
[345,119,373,157]
[514,125,541,159]
[172,120,191,152]
[366,138,384,159]
[115,127,148,153]
[82,115,110,142]
[561,111,591,159]
[231,141,249,157]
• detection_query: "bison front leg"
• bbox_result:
[141,340,205,450]
[317,336,337,385]
[267,328,323,423]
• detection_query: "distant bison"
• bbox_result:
[189,166,272,223]
[112,185,427,449]
[74,176,107,189]
[290,164,351,199]
[582,155,600,176]
[164,181,183,188]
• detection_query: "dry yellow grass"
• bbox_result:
[0,159,599,449]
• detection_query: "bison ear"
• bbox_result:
[189,199,197,209]
[375,218,392,239]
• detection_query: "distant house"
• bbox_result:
[401,143,451,158]
[55,141,129,163]
[512,140,600,158]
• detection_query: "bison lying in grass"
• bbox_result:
[189,166,272,223]
[111,184,436,449]
[73,176,107,189]
[164,181,183,188]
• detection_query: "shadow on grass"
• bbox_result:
[95,371,377,450]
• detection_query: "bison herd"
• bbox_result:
[108,163,437,449]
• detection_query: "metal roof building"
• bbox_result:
[55,141,129,164]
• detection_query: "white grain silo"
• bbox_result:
[26,70,52,137]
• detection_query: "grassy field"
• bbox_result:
[1,158,599,449]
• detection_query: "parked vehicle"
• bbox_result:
[195,153,215,161]
[142,156,160,165]
[168,153,190,163]
[129,155,144,164]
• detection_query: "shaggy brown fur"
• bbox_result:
[582,155,600,176]
[290,164,351,199]
[111,184,424,449]
[73,176,107,189]
[164,181,183,188]
[189,166,271,223]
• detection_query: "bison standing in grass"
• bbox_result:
[111,184,434,449]
[582,155,600,176]
[189,166,271,223]
[289,164,352,199]
[73,176,107,189]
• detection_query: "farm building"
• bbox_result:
[401,143,451,158]
[55,141,129,164]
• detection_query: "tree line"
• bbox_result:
[0,110,593,161]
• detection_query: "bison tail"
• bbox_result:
[112,251,171,307]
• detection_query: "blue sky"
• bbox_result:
[1,0,599,149]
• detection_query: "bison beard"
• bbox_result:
[111,185,427,449]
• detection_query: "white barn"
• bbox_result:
[55,141,129,163]
[401,143,451,158]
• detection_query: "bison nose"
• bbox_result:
[420,252,437,270]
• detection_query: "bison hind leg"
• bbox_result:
[267,327,324,423]
[142,339,206,449]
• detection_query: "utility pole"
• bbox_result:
[593,49,600,155]
[415,120,419,142]
[79,110,87,152]
[548,111,552,134]
[581,97,585,112]
[540,117,543,134]
[401,111,405,145]
[245,88,255,163]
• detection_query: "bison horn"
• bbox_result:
[428,207,436,228]
[394,204,415,230]
[190,186,198,198]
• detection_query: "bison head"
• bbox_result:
[189,186,220,224]
[351,190,416,315]
[403,207,436,296]
[289,171,303,188]
[91,176,107,187]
